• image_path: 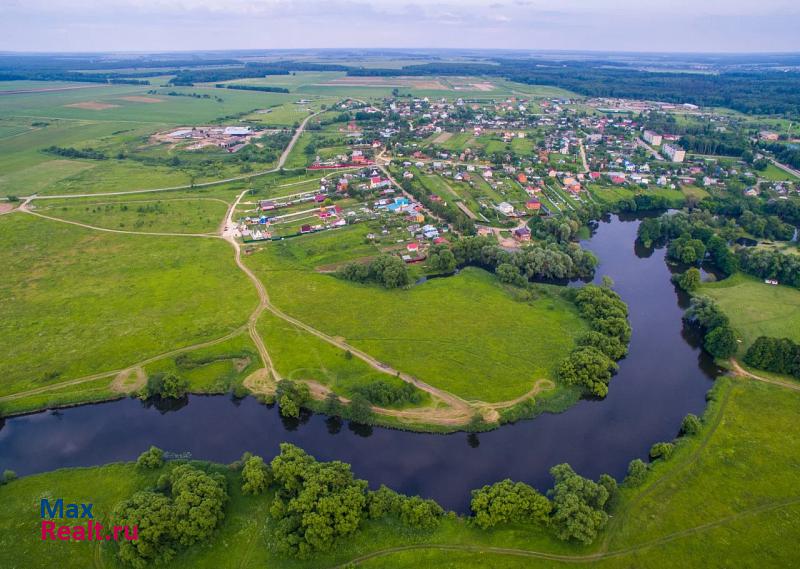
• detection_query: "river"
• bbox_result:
[0,214,720,512]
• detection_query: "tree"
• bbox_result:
[624,459,649,486]
[367,485,403,519]
[496,262,527,286]
[649,442,675,460]
[674,267,701,291]
[323,392,344,417]
[270,444,368,558]
[137,446,165,470]
[470,479,552,529]
[680,413,702,436]
[348,393,374,423]
[428,244,457,273]
[169,464,228,546]
[145,372,189,399]
[276,380,310,418]
[548,464,610,545]
[114,492,176,568]
[576,331,627,360]
[558,347,618,397]
[241,455,271,495]
[398,495,444,529]
[704,325,738,359]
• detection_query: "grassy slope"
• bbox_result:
[699,273,800,352]
[0,213,256,397]
[245,226,587,403]
[1,377,798,568]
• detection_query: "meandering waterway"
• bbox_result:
[0,214,720,512]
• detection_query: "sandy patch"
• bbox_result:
[0,203,15,213]
[111,366,146,393]
[65,101,120,111]
[118,96,164,104]
[432,131,453,144]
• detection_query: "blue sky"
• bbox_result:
[1,0,798,53]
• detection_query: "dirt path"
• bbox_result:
[0,326,247,405]
[729,360,800,392]
[20,205,220,238]
[331,495,800,568]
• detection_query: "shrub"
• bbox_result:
[136,446,165,470]
[624,459,649,486]
[649,442,675,461]
[241,455,271,495]
[470,479,551,529]
[680,413,702,436]
[145,372,189,399]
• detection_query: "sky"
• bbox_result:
[1,0,799,53]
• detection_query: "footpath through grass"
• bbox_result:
[245,227,587,403]
[0,213,256,399]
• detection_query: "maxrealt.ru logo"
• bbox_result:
[40,499,138,542]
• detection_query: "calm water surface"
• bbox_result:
[0,215,719,512]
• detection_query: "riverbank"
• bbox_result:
[2,375,799,568]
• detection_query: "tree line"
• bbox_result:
[558,284,631,397]
[744,337,800,379]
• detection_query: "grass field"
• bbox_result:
[0,213,256,398]
[699,272,800,352]
[1,376,798,568]
[33,195,229,234]
[760,163,799,182]
[244,226,587,402]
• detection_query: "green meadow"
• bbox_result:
[1,377,798,568]
[33,195,229,234]
[0,213,256,398]
[245,226,587,402]
[699,272,800,351]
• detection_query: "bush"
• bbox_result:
[680,413,702,436]
[347,393,374,423]
[352,380,423,407]
[548,463,610,545]
[145,373,189,399]
[558,346,618,397]
[704,325,738,359]
[241,455,271,495]
[673,267,701,291]
[276,380,310,418]
[624,459,648,486]
[470,479,551,529]
[649,442,675,461]
[136,446,165,470]
[398,495,444,529]
[1,469,17,484]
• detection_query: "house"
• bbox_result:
[407,242,420,253]
[260,200,277,211]
[422,224,440,239]
[517,173,528,184]
[513,227,531,242]
[403,171,414,179]
[300,225,313,234]
[525,199,542,211]
[496,202,515,216]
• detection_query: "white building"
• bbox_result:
[643,130,662,146]
[662,143,686,163]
